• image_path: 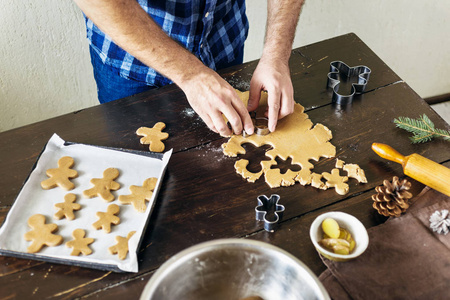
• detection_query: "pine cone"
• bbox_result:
[372,176,413,217]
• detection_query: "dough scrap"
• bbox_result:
[136,122,169,152]
[343,163,368,183]
[335,158,345,169]
[24,214,63,253]
[311,173,327,190]
[92,204,121,233]
[83,168,121,202]
[119,178,158,213]
[54,193,81,220]
[66,229,94,256]
[109,231,136,260]
[322,169,349,195]
[294,168,313,186]
[41,156,78,191]
[234,159,263,183]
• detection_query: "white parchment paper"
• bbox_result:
[0,134,171,272]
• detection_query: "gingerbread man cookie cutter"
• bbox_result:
[327,61,371,104]
[243,111,270,137]
[255,194,285,232]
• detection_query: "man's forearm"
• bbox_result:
[74,0,205,87]
[263,0,304,62]
[74,0,254,137]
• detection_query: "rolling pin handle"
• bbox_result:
[371,143,407,166]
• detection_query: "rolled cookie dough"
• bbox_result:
[222,90,336,188]
[222,90,368,194]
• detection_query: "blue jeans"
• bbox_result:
[89,46,244,104]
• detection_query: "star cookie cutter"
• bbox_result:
[243,111,270,137]
[327,61,371,104]
[255,194,285,232]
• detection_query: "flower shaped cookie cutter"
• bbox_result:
[255,194,285,232]
[327,61,371,104]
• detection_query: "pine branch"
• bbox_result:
[393,114,450,144]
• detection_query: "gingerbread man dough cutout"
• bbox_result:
[41,156,78,191]
[24,214,63,253]
[118,178,158,213]
[54,193,81,220]
[322,169,349,195]
[66,229,94,256]
[83,168,121,202]
[136,122,169,152]
[92,204,121,233]
[109,231,136,260]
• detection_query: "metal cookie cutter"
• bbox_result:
[327,61,371,104]
[255,194,285,232]
[243,111,270,137]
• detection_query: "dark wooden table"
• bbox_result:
[1,33,449,299]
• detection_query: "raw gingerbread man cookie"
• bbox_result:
[54,193,81,220]
[24,214,63,253]
[109,231,136,260]
[118,178,158,213]
[136,122,169,152]
[66,229,94,256]
[41,156,78,191]
[92,204,121,233]
[83,168,120,202]
[322,169,349,195]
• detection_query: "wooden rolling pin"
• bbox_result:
[372,143,450,196]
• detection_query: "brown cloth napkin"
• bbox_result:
[319,187,450,300]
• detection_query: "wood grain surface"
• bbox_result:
[0,33,449,299]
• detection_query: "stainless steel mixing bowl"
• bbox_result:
[140,239,330,300]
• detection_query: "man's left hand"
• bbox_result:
[247,56,294,132]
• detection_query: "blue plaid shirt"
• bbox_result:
[85,0,249,87]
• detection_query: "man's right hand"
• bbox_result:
[74,0,253,137]
[178,66,254,137]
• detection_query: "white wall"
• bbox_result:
[245,0,450,97]
[0,1,97,132]
[1,0,449,132]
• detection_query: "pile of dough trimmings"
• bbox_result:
[23,156,157,261]
[222,90,367,194]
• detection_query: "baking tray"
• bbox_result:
[0,134,171,272]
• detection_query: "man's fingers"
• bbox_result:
[267,89,281,132]
[198,112,218,134]
[211,110,233,137]
[248,81,262,112]
[220,105,244,136]
[278,87,295,119]
[231,98,254,135]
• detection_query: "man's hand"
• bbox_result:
[74,0,253,137]
[247,56,294,132]
[179,67,254,137]
[247,0,304,132]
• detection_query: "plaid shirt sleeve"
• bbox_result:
[85,0,249,87]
